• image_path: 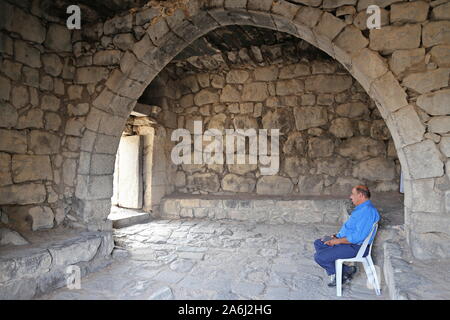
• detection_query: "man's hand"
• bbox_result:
[324,238,341,246]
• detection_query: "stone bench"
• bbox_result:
[0,229,113,299]
[159,194,352,225]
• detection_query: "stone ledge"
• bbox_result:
[160,194,352,225]
[0,228,114,299]
[383,233,450,300]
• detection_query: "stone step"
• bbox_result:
[108,207,151,229]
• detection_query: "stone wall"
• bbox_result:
[0,0,449,260]
[141,51,401,196]
[0,1,79,232]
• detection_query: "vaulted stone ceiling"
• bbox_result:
[20,0,330,64]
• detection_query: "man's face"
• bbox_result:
[350,188,361,206]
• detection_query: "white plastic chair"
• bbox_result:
[335,222,381,297]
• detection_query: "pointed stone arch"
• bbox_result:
[74,0,448,259]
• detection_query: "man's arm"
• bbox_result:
[324,237,351,246]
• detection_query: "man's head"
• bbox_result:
[350,185,371,206]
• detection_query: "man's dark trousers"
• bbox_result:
[313,239,370,275]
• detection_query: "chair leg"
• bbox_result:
[361,259,372,288]
[367,256,381,295]
[336,261,343,297]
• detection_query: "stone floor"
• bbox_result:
[36,219,388,300]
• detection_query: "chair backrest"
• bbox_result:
[355,222,378,259]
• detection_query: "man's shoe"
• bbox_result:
[344,265,357,279]
[327,274,336,287]
[327,272,353,287]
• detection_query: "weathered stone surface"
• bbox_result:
[352,157,396,181]
[370,119,390,140]
[416,89,450,115]
[390,1,429,23]
[104,15,133,35]
[322,0,357,9]
[0,183,46,205]
[0,102,18,128]
[371,71,408,115]
[294,106,328,130]
[308,137,334,158]
[0,152,11,186]
[330,118,354,138]
[17,108,44,129]
[335,102,368,118]
[254,65,278,81]
[242,83,268,101]
[429,45,450,68]
[276,79,304,96]
[402,68,450,94]
[333,25,369,54]
[256,176,293,195]
[11,86,29,109]
[316,156,349,176]
[45,24,72,52]
[283,132,306,154]
[0,129,27,153]
[93,50,122,65]
[314,12,346,40]
[14,40,41,68]
[220,85,241,102]
[222,174,256,193]
[390,105,425,146]
[12,155,52,183]
[42,54,63,77]
[63,158,78,187]
[439,137,450,157]
[428,116,450,134]
[357,0,408,11]
[0,76,11,101]
[279,63,310,79]
[28,206,54,231]
[227,164,258,175]
[233,115,258,129]
[369,24,421,53]
[432,2,450,20]
[75,67,110,84]
[113,33,135,51]
[40,95,60,112]
[48,237,102,266]
[29,131,60,154]
[297,175,324,194]
[187,173,220,193]
[422,21,450,47]
[404,140,444,179]
[194,89,219,106]
[0,228,29,246]
[226,70,249,83]
[7,6,45,43]
[1,60,22,81]
[389,48,426,76]
[283,157,309,178]
[351,48,388,89]
[305,75,352,93]
[337,137,386,160]
[262,109,294,133]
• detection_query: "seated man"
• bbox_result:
[313,185,380,287]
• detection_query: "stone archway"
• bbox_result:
[73,0,449,260]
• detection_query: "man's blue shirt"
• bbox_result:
[336,200,380,245]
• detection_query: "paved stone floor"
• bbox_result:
[36,219,388,300]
